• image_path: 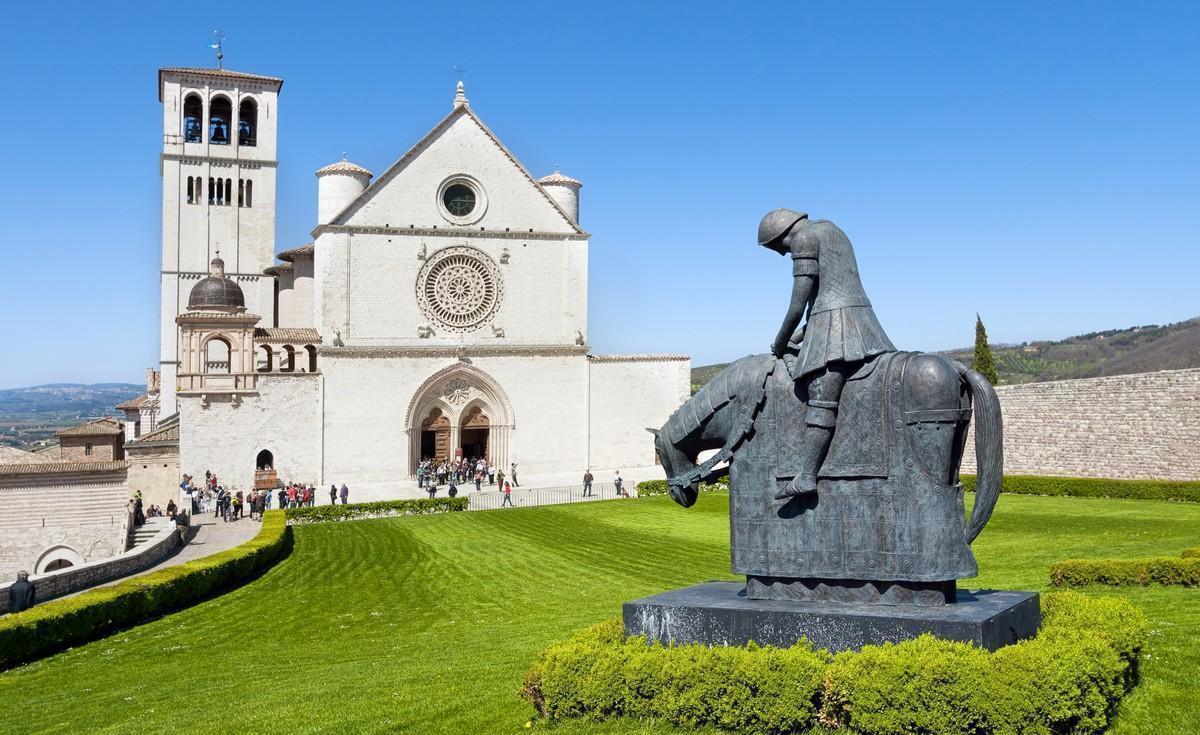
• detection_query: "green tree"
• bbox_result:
[974,314,1000,384]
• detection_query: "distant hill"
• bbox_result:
[0,383,141,449]
[691,318,1200,391]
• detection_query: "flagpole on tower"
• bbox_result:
[210,30,225,70]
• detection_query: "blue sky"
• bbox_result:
[1,1,1196,388]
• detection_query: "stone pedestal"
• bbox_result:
[623,582,1040,652]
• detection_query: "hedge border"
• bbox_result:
[285,497,467,524]
[962,473,1200,503]
[0,510,290,670]
[1051,546,1200,587]
[635,477,729,497]
[520,591,1147,735]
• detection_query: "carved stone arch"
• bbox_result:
[405,362,514,476]
[35,544,85,575]
[404,362,514,431]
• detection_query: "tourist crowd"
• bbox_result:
[179,471,352,522]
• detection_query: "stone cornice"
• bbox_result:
[588,354,691,363]
[320,344,590,359]
[311,224,588,242]
[162,153,278,168]
[176,311,261,325]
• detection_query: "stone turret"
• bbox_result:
[538,170,582,225]
[316,158,372,225]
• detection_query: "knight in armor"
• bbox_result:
[759,209,896,498]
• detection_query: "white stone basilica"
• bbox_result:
[146,67,689,494]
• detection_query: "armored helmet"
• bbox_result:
[757,208,807,249]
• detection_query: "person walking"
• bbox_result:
[510,462,519,487]
[8,571,35,613]
[614,471,625,498]
[583,470,594,498]
[474,470,482,493]
[501,480,513,507]
[496,468,505,489]
[339,483,349,505]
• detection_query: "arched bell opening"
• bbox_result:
[238,98,258,146]
[183,94,203,143]
[209,95,232,145]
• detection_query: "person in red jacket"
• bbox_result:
[501,480,513,507]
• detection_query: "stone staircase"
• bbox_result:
[127,517,169,550]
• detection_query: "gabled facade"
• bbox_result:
[162,74,689,496]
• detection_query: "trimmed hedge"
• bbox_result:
[0,510,290,670]
[1182,546,1200,559]
[285,497,467,524]
[635,476,729,497]
[1051,554,1200,587]
[520,591,1146,735]
[962,473,1200,503]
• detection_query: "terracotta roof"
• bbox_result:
[115,394,149,411]
[538,170,582,187]
[263,263,294,276]
[0,460,128,476]
[0,445,53,465]
[56,418,122,438]
[316,160,373,177]
[158,67,283,101]
[278,243,315,262]
[255,327,321,344]
[128,420,179,447]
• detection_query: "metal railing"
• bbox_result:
[465,482,631,511]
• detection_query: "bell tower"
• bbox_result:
[157,66,282,416]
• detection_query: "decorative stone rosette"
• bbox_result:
[415,246,504,333]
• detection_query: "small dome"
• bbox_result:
[538,170,582,187]
[188,256,245,311]
[316,159,372,177]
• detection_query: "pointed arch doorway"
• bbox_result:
[420,407,452,463]
[405,363,514,475]
[460,405,490,460]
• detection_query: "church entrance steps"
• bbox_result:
[129,517,170,549]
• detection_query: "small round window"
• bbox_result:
[442,184,476,217]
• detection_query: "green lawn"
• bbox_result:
[1,493,1197,734]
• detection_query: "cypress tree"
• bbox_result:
[974,314,999,384]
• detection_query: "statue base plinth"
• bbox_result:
[622,582,1039,652]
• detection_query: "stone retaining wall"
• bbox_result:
[962,368,1200,481]
[0,523,182,614]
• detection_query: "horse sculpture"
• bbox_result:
[654,349,1003,606]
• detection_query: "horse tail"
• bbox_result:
[957,363,1003,543]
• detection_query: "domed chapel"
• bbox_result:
[150,67,689,492]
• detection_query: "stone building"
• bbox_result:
[122,67,689,496]
[0,460,131,580]
[124,416,181,512]
[55,418,124,461]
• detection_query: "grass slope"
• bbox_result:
[1,494,1197,734]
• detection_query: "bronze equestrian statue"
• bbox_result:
[653,212,1003,606]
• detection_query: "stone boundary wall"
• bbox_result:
[0,523,182,614]
[961,368,1200,481]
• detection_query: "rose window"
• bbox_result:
[416,246,503,332]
